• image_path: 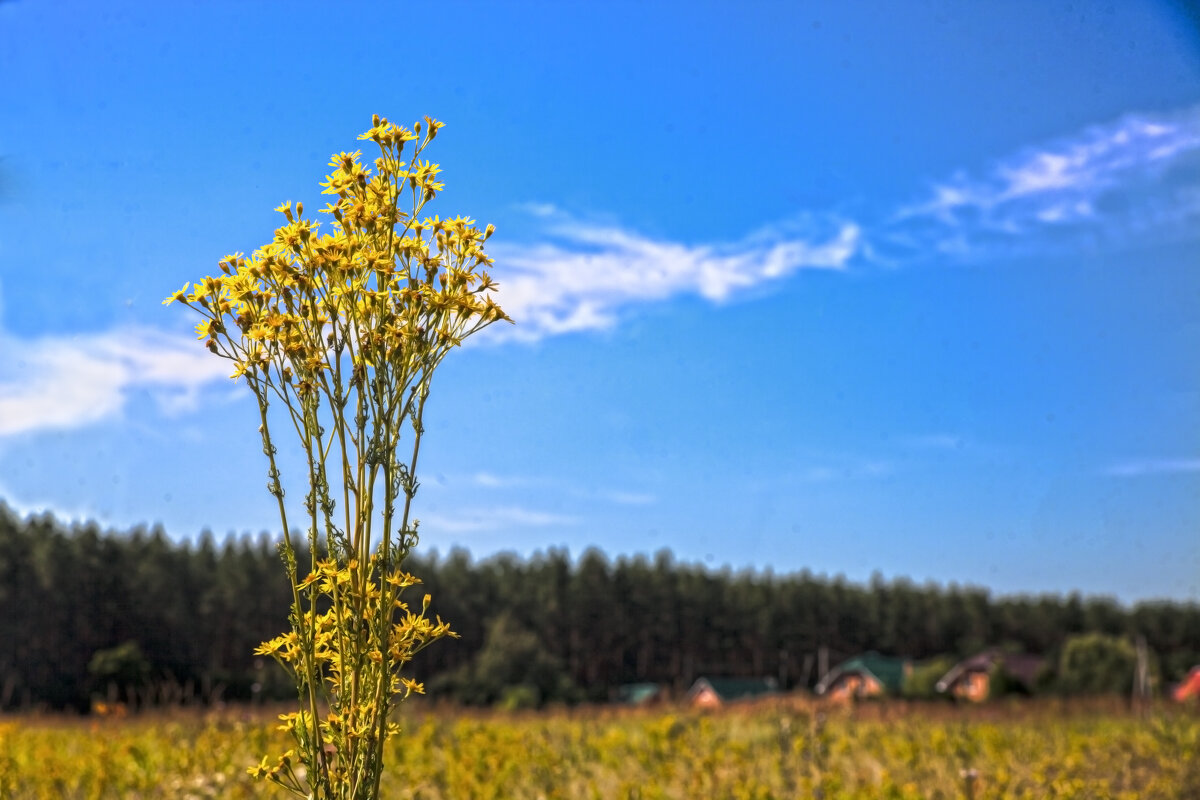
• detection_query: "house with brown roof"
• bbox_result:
[935,649,1045,702]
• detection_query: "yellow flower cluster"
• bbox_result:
[165,115,507,395]
[253,555,453,719]
[166,115,505,799]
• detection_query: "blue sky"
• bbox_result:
[1,0,1198,602]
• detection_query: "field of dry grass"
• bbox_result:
[1,699,1197,798]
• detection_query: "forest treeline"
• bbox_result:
[2,502,1199,711]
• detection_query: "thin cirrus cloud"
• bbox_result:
[486,213,861,341]
[0,326,234,438]
[886,106,1200,260]
[896,433,967,450]
[793,460,892,483]
[742,456,893,493]
[487,106,1200,340]
[3,106,1199,440]
[418,505,578,533]
[0,218,861,437]
[0,478,95,523]
[1104,458,1200,478]
[599,490,656,506]
[465,472,655,506]
[469,471,531,489]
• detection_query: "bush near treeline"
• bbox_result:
[2,502,1198,711]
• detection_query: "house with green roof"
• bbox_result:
[615,682,666,706]
[814,652,909,701]
[687,676,779,708]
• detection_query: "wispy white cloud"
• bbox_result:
[780,458,892,484]
[897,433,967,450]
[888,106,1200,259]
[484,108,1200,343]
[487,212,860,341]
[460,471,656,506]
[599,490,656,506]
[469,471,530,489]
[0,476,108,525]
[0,326,234,438]
[1104,457,1200,478]
[6,107,1198,441]
[513,201,561,218]
[419,505,578,533]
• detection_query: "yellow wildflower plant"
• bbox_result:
[167,114,508,799]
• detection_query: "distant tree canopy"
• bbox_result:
[1058,633,1142,695]
[1,502,1198,710]
[902,655,958,699]
[432,612,578,708]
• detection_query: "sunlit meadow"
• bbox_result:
[2,701,1198,799]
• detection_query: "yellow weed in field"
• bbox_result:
[1,703,1197,799]
[166,114,507,799]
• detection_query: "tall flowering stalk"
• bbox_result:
[166,115,508,798]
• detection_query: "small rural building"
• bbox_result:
[935,650,1045,702]
[1172,666,1200,702]
[814,652,908,701]
[686,677,779,708]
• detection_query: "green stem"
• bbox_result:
[253,387,330,794]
